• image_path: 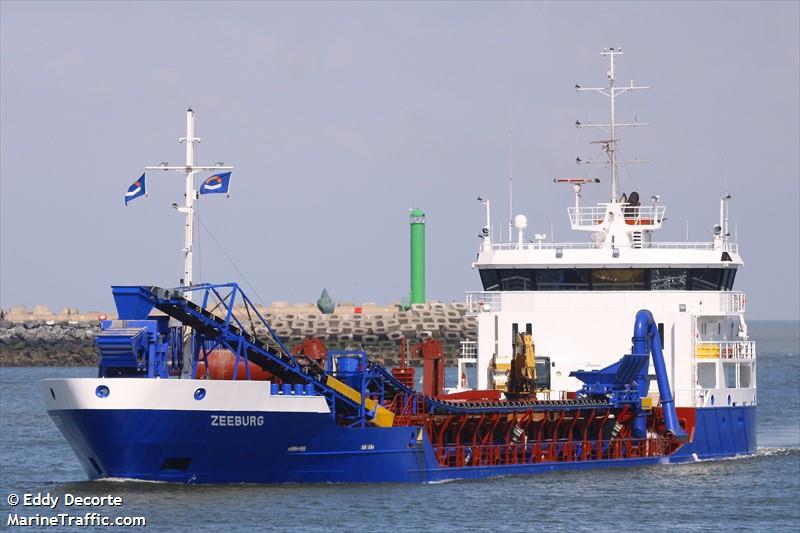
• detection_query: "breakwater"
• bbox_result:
[0,301,477,367]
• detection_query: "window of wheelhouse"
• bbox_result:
[691,268,723,290]
[501,269,535,290]
[721,268,737,290]
[592,268,645,290]
[650,268,688,290]
[536,268,590,290]
[478,267,738,291]
[479,269,500,291]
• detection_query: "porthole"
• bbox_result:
[194,388,206,400]
[95,385,110,398]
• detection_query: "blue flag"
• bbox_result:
[124,174,146,205]
[199,172,232,195]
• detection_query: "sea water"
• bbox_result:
[1,321,798,532]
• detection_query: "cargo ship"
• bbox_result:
[40,48,756,483]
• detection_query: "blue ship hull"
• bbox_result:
[47,405,757,484]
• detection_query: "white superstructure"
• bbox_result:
[464,48,756,412]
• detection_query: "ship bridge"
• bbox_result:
[465,47,754,409]
[474,194,742,294]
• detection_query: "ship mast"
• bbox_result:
[145,109,234,300]
[575,47,649,202]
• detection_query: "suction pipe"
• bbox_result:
[632,309,687,441]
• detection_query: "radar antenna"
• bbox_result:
[574,47,649,202]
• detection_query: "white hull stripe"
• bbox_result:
[39,378,330,413]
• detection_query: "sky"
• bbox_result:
[1,1,798,320]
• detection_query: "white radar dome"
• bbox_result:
[514,214,528,230]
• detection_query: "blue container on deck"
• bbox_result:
[281,383,292,395]
[294,384,305,395]
[336,355,362,389]
[270,383,279,395]
[305,383,315,396]
[111,286,156,320]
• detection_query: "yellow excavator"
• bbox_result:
[507,333,538,397]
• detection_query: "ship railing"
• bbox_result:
[646,241,739,253]
[567,205,666,227]
[488,240,739,252]
[694,340,755,360]
[722,292,747,313]
[431,436,678,468]
[465,292,502,314]
[466,290,745,315]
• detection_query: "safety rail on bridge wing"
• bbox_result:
[465,292,502,314]
[722,292,747,314]
[694,340,755,360]
[567,205,666,228]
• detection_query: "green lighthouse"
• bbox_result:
[409,208,426,305]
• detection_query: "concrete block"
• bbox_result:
[443,331,462,341]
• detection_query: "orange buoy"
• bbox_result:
[196,349,273,381]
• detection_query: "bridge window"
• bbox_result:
[721,268,737,290]
[479,269,500,291]
[478,267,737,291]
[501,269,535,291]
[536,268,590,290]
[651,268,688,290]
[592,268,645,290]
[692,268,724,291]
